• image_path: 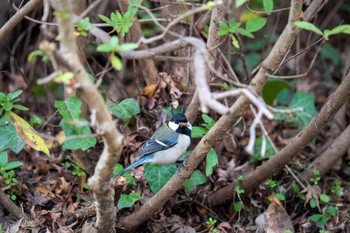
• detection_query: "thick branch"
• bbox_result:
[0,0,42,40]
[49,1,124,232]
[0,189,27,219]
[303,123,350,180]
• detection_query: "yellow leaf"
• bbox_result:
[10,111,50,156]
[239,12,259,23]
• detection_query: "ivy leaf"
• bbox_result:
[0,117,25,153]
[4,161,23,171]
[117,192,141,209]
[206,148,218,176]
[107,98,140,125]
[191,126,207,138]
[55,96,96,151]
[289,92,317,130]
[183,169,206,194]
[144,163,177,194]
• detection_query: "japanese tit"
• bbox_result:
[117,113,192,177]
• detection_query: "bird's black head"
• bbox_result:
[168,113,192,137]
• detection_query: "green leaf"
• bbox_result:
[13,104,29,111]
[263,0,274,12]
[55,96,83,121]
[4,161,23,171]
[324,24,350,37]
[96,44,115,52]
[191,126,208,138]
[117,43,139,51]
[144,163,177,194]
[245,53,261,73]
[309,198,317,208]
[252,136,275,162]
[206,148,218,176]
[117,192,141,209]
[325,206,337,216]
[294,21,323,36]
[110,54,123,71]
[275,193,286,201]
[201,114,215,129]
[246,17,267,32]
[99,14,114,27]
[3,102,13,111]
[107,98,140,125]
[183,169,206,194]
[236,28,255,38]
[28,50,48,62]
[0,152,8,166]
[218,21,230,36]
[30,115,44,127]
[8,90,23,100]
[0,117,25,153]
[320,193,330,203]
[60,119,96,150]
[234,201,244,212]
[235,0,247,7]
[309,214,322,222]
[262,79,292,105]
[55,96,96,151]
[231,34,240,48]
[289,92,317,130]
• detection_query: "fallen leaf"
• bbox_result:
[10,111,50,156]
[266,195,294,233]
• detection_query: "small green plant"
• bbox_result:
[99,0,141,38]
[331,179,343,197]
[76,17,94,37]
[233,175,245,212]
[0,152,23,185]
[218,16,267,48]
[283,230,293,233]
[0,90,28,122]
[205,217,220,233]
[310,169,321,185]
[61,156,86,177]
[265,178,286,201]
[96,36,138,71]
[309,205,337,226]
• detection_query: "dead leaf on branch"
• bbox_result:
[10,111,50,156]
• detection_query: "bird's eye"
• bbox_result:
[175,121,179,124]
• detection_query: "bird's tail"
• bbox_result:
[116,155,153,177]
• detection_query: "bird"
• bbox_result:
[116,113,192,177]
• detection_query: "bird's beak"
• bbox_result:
[179,122,190,128]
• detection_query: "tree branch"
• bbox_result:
[48,1,124,232]
[0,0,42,40]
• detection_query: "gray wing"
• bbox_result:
[134,124,179,158]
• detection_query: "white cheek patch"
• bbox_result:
[168,121,179,131]
[187,123,192,130]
